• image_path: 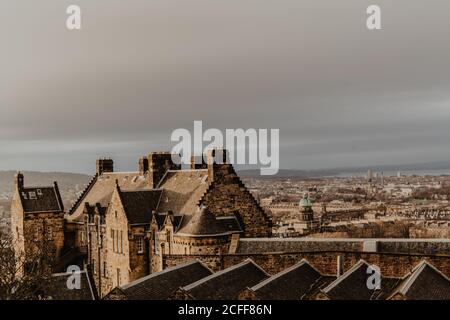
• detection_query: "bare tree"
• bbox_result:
[0,231,54,300]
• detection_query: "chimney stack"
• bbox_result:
[96,158,114,175]
[190,155,207,169]
[139,156,149,174]
[15,171,24,190]
[148,152,181,189]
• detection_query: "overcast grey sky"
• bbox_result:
[1,1,450,173]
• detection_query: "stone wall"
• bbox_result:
[409,226,450,239]
[237,238,450,255]
[163,250,450,278]
[201,163,272,238]
[128,225,149,280]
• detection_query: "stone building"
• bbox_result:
[296,194,319,235]
[10,172,65,267]
[61,149,271,297]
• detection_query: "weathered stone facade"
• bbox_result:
[10,172,65,267]
[60,149,271,297]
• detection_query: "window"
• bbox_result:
[36,189,42,196]
[114,230,119,252]
[116,268,121,286]
[80,231,85,245]
[92,259,96,275]
[120,231,123,254]
[111,229,115,252]
[103,262,107,277]
[29,191,37,199]
[137,236,144,254]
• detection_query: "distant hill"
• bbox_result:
[0,171,91,195]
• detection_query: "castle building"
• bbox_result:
[10,172,65,267]
[58,149,272,297]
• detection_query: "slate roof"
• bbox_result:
[114,260,213,300]
[20,183,64,214]
[389,260,450,300]
[69,172,151,220]
[41,270,95,300]
[249,259,335,300]
[69,170,209,222]
[322,259,403,300]
[156,170,209,216]
[119,189,162,224]
[181,259,269,300]
[176,206,242,237]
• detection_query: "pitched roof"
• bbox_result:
[69,172,150,220]
[176,206,242,237]
[20,184,64,214]
[116,260,213,300]
[249,259,335,300]
[119,189,162,224]
[181,259,269,300]
[152,211,184,230]
[41,270,95,300]
[156,170,209,216]
[322,260,403,300]
[389,260,450,300]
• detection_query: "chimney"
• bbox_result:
[337,255,344,277]
[96,158,114,175]
[148,152,181,189]
[139,156,149,174]
[190,155,207,169]
[15,171,24,190]
[207,148,230,182]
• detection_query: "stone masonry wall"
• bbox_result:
[201,164,272,238]
[163,251,450,278]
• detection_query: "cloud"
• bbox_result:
[1,0,450,172]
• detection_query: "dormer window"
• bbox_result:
[29,191,37,199]
[22,192,27,199]
[37,189,42,196]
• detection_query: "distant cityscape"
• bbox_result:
[2,153,450,300]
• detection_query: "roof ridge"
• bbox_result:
[323,259,370,293]
[182,258,265,291]
[68,174,98,216]
[120,260,205,290]
[251,259,319,291]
